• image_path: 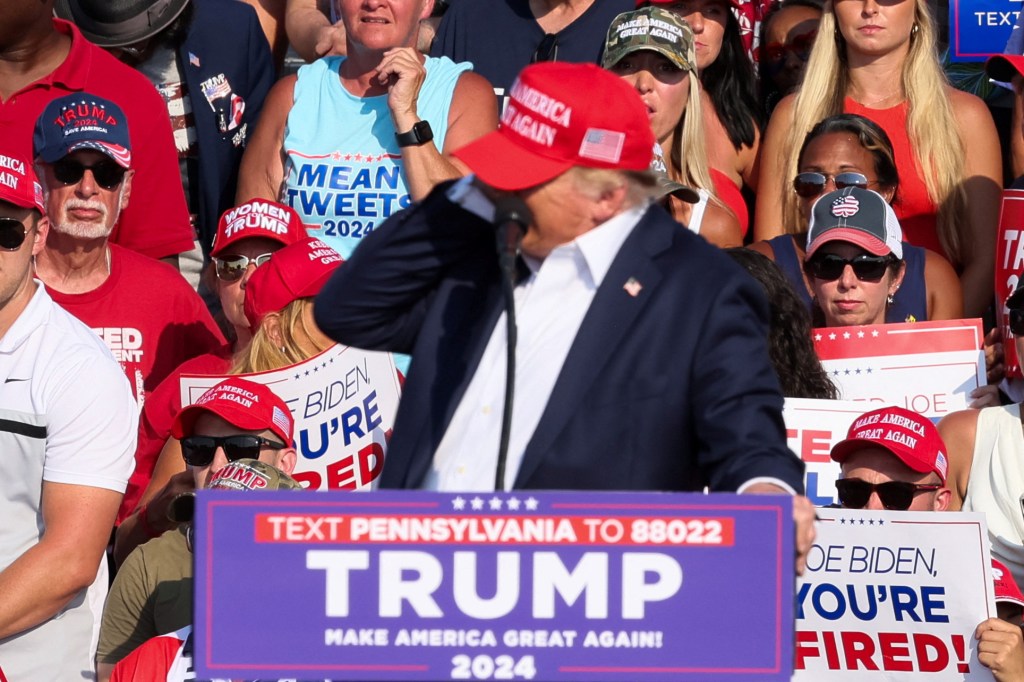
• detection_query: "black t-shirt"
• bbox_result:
[430,0,633,106]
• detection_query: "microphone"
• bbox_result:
[491,195,532,492]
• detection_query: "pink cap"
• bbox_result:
[243,237,343,332]
[452,62,655,190]
[210,199,307,258]
[171,377,293,444]
[0,153,45,214]
[830,406,948,484]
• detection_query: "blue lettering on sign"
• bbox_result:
[804,472,835,507]
[797,583,949,623]
[298,390,383,460]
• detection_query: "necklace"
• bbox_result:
[851,88,905,108]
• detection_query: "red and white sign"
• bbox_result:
[996,189,1024,378]
[181,344,401,491]
[783,398,868,507]
[813,319,985,419]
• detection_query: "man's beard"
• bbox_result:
[51,196,118,240]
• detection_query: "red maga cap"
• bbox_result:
[210,199,308,258]
[452,62,655,190]
[171,377,293,444]
[830,406,948,484]
[0,152,45,214]
[243,237,343,332]
[986,55,1024,83]
[993,558,1024,609]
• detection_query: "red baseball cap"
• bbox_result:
[0,153,45,214]
[986,55,1024,83]
[210,199,307,258]
[452,62,655,190]
[171,377,294,444]
[830,406,948,484]
[993,559,1024,609]
[243,237,343,332]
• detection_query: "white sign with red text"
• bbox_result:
[783,398,867,508]
[795,509,995,680]
[181,344,401,491]
[813,320,985,420]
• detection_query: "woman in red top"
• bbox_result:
[754,0,1001,319]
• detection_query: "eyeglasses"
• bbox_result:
[805,253,895,282]
[180,434,286,467]
[532,33,558,63]
[52,157,127,190]
[794,172,870,198]
[1009,307,1024,337]
[836,478,942,511]
[762,30,818,65]
[214,252,274,282]
[0,217,29,251]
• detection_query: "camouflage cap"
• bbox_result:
[602,7,696,73]
[167,459,302,523]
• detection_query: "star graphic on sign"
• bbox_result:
[844,368,851,375]
[524,497,539,511]
[470,497,484,510]
[814,334,822,342]
[329,357,335,364]
[507,497,521,511]
[839,518,846,525]
[489,497,503,510]
[829,333,837,340]
[857,331,865,338]
[877,519,884,525]
[344,154,352,161]
[304,370,310,377]
[354,153,364,161]
[859,518,866,525]
[868,519,875,526]
[843,332,851,339]
[871,329,879,337]
[332,151,342,160]
[452,496,466,510]
[322,361,328,369]
[865,367,873,374]
[313,365,319,373]
[855,368,861,375]
[294,374,301,380]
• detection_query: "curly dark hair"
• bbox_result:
[726,248,838,399]
[701,8,763,150]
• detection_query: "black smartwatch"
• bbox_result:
[395,120,433,147]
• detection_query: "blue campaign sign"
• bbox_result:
[193,491,794,681]
[950,0,1022,63]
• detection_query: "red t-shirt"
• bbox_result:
[119,350,232,522]
[1,20,194,259]
[45,244,225,410]
[844,98,943,259]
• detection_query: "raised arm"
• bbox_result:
[236,75,296,203]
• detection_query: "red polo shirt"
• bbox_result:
[1,19,194,259]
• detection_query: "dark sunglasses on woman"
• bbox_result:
[836,478,942,511]
[794,171,870,199]
[180,434,285,467]
[805,253,895,282]
[0,218,29,251]
[52,157,127,191]
[213,252,275,282]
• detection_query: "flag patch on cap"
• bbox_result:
[579,129,625,163]
[272,406,292,438]
[831,195,860,218]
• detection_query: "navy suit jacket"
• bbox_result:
[315,182,804,493]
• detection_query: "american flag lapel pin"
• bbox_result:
[623,277,642,297]
[189,52,201,67]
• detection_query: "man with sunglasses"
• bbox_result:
[0,151,138,680]
[831,405,950,512]
[97,378,298,679]
[32,93,226,411]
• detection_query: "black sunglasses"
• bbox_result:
[1010,307,1024,337]
[0,217,29,251]
[214,252,274,282]
[53,157,127,191]
[180,434,285,467]
[532,33,558,63]
[794,172,870,199]
[805,253,895,282]
[836,478,942,511]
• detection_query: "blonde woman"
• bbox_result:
[603,6,742,247]
[754,0,1001,318]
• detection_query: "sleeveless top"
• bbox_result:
[963,404,1024,589]
[710,167,748,238]
[767,234,928,323]
[282,55,470,257]
[687,189,710,236]
[843,98,943,259]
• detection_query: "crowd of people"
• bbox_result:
[4,0,1024,679]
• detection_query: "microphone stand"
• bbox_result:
[492,196,532,491]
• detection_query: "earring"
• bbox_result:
[911,23,919,36]
[886,294,895,305]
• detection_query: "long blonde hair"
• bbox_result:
[783,0,967,266]
[231,298,325,374]
[669,70,718,199]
